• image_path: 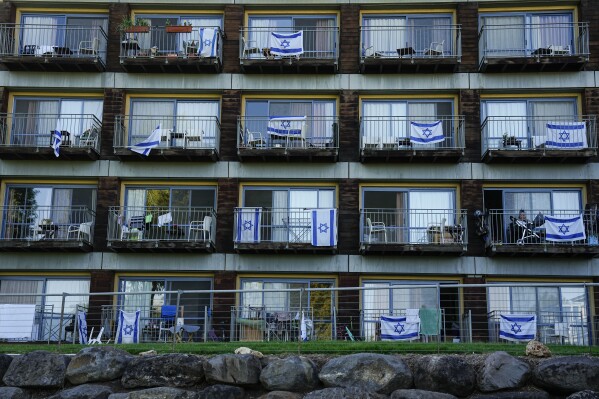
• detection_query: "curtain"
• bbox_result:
[176,101,219,145]
[249,18,282,57]
[272,190,288,242]
[121,281,153,321]
[488,286,510,312]
[484,101,527,149]
[363,102,407,147]
[82,100,103,133]
[22,15,61,48]
[363,17,406,56]
[504,192,551,222]
[531,14,571,51]
[408,103,437,147]
[64,17,108,53]
[409,191,453,243]
[126,189,146,219]
[131,101,173,145]
[241,281,263,313]
[313,101,334,145]
[45,279,90,315]
[264,282,287,310]
[313,18,335,58]
[392,285,438,310]
[0,280,42,305]
[408,17,451,53]
[511,286,536,313]
[530,100,576,142]
[363,283,389,318]
[51,189,73,236]
[178,17,222,52]
[552,191,581,215]
[482,15,525,57]
[289,190,318,243]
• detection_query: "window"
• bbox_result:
[480,12,574,57]
[362,187,456,243]
[362,14,453,57]
[481,98,578,149]
[248,14,337,58]
[11,97,103,146]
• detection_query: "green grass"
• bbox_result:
[0,341,595,356]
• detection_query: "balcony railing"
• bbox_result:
[107,206,216,245]
[0,113,101,152]
[238,116,338,150]
[481,115,596,153]
[114,115,220,152]
[479,22,589,62]
[0,24,107,64]
[233,207,337,247]
[239,27,339,61]
[231,306,319,341]
[0,206,95,243]
[487,209,597,247]
[360,116,465,150]
[359,24,461,60]
[119,26,223,63]
[360,208,467,246]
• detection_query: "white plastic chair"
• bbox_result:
[68,221,93,241]
[79,37,100,55]
[246,129,265,148]
[189,215,212,241]
[242,37,259,57]
[425,40,445,57]
[88,327,105,344]
[366,217,387,243]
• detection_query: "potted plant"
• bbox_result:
[166,20,193,33]
[118,17,150,33]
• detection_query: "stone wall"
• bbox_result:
[1,347,598,399]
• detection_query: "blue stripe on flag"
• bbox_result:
[499,331,535,340]
[545,141,585,148]
[236,211,242,242]
[501,315,535,323]
[546,123,585,130]
[545,215,584,224]
[329,209,334,246]
[410,135,445,144]
[267,127,301,135]
[270,47,303,54]
[117,311,124,344]
[410,121,442,128]
[271,31,302,39]
[546,232,586,240]
[312,210,317,246]
[254,208,260,242]
[133,310,139,343]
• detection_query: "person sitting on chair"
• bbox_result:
[508,210,529,243]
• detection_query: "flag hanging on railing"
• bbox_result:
[499,314,536,342]
[77,311,88,344]
[116,309,141,344]
[199,28,217,57]
[545,122,587,149]
[267,116,306,137]
[410,120,444,144]
[380,315,420,341]
[129,124,162,156]
[311,208,337,247]
[270,31,304,56]
[51,130,62,157]
[235,207,262,243]
[544,214,586,242]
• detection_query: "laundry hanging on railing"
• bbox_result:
[311,208,337,247]
[51,130,62,157]
[499,314,536,342]
[410,120,444,144]
[129,124,162,156]
[199,28,217,57]
[270,31,304,56]
[380,315,419,341]
[545,122,587,149]
[235,207,262,243]
[544,214,586,242]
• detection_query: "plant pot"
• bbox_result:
[166,26,193,33]
[124,26,150,33]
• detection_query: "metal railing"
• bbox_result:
[481,115,596,153]
[231,306,317,342]
[0,206,95,243]
[107,206,216,245]
[359,24,461,60]
[239,26,339,61]
[479,22,590,62]
[487,209,597,247]
[119,26,223,62]
[114,115,220,152]
[233,207,338,245]
[360,208,467,246]
[0,113,101,151]
[238,116,339,150]
[360,116,465,150]
[0,24,108,65]
[361,308,447,343]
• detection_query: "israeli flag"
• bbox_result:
[77,311,88,344]
[267,116,306,137]
[311,208,337,247]
[51,130,62,157]
[410,120,444,144]
[199,28,217,57]
[545,214,586,242]
[546,122,587,149]
[499,314,536,342]
[129,124,162,156]
[116,309,141,344]
[235,207,262,243]
[270,31,304,56]
[380,315,419,341]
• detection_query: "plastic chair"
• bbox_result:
[246,129,265,148]
[158,305,177,342]
[88,327,105,344]
[79,37,99,55]
[68,221,93,241]
[366,217,387,243]
[189,215,212,241]
[424,40,445,57]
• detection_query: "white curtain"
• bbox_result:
[363,102,407,147]
[511,287,536,313]
[313,18,335,58]
[22,15,61,48]
[176,101,219,144]
[272,190,288,242]
[0,280,42,305]
[264,282,287,310]
[121,281,153,321]
[313,101,335,145]
[126,189,146,218]
[504,192,551,216]
[178,17,222,52]
[131,101,173,144]
[51,189,73,231]
[408,103,437,147]
[409,191,453,243]
[488,286,510,312]
[290,190,318,243]
[363,283,389,318]
[482,15,525,57]
[363,17,406,56]
[531,14,571,51]
[530,100,576,140]
[484,101,527,148]
[552,191,581,215]
[408,17,451,53]
[392,285,438,310]
[241,281,263,312]
[45,279,90,315]
[249,18,281,57]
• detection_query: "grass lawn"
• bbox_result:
[0,341,595,356]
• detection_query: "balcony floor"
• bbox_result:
[0,55,105,72]
[488,243,599,258]
[0,240,93,252]
[480,56,587,73]
[235,242,336,254]
[482,148,596,164]
[360,57,460,73]
[0,146,100,161]
[114,148,218,162]
[240,58,337,74]
[120,56,222,73]
[360,243,466,255]
[107,240,214,253]
[361,148,464,163]
[237,147,338,162]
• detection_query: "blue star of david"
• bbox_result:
[203,39,212,46]
[318,223,329,233]
[280,40,290,48]
[394,322,405,334]
[558,131,570,142]
[422,128,432,138]
[124,324,134,335]
[281,121,291,129]
[243,220,253,231]
[511,322,522,334]
[558,223,570,234]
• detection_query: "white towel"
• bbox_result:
[158,212,173,227]
[406,309,421,324]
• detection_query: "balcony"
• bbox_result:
[119,26,223,73]
[360,209,467,255]
[107,206,216,253]
[237,116,338,162]
[0,206,94,252]
[479,22,589,72]
[0,113,101,160]
[0,24,107,72]
[360,25,461,73]
[233,207,338,253]
[113,115,219,161]
[481,116,596,163]
[360,116,465,162]
[239,27,339,73]
[487,209,599,257]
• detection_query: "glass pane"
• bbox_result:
[241,281,263,309]
[0,279,43,304]
[146,189,169,207]
[45,279,90,314]
[511,286,536,313]
[190,189,216,208]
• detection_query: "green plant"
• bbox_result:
[136,18,150,27]
[117,16,134,32]
[165,19,171,26]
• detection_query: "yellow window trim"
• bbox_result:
[244,10,340,28]
[1,180,97,206]
[125,94,222,119]
[479,5,577,14]
[119,182,218,207]
[132,10,224,16]
[360,9,457,20]
[487,277,591,283]
[0,272,90,277]
[359,183,460,210]
[241,94,339,118]
[114,272,214,293]
[481,94,582,116]
[7,92,104,115]
[239,183,339,207]
[359,94,459,117]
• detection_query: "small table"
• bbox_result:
[38,224,58,239]
[169,325,201,342]
[397,47,415,57]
